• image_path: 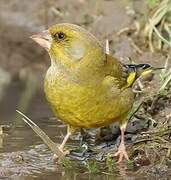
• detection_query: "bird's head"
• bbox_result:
[31,23,104,68]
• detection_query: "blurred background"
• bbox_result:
[0,0,171,179]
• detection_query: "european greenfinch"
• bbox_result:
[31,23,153,162]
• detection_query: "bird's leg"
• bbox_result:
[53,125,76,159]
[113,123,129,163]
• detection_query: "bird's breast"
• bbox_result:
[44,67,134,128]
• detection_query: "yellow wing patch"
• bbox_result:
[140,69,153,77]
[126,71,136,87]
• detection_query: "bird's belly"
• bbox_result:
[44,76,133,128]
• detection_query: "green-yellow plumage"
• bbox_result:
[45,24,133,128]
[44,55,134,128]
[31,23,152,162]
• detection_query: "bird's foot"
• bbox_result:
[53,148,70,161]
[110,144,129,163]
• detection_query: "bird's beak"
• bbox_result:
[30,30,52,50]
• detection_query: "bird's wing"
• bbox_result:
[104,55,152,88]
[103,54,127,88]
[102,54,134,118]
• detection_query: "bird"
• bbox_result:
[31,23,155,162]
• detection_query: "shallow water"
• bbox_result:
[0,81,60,179]
[0,81,148,180]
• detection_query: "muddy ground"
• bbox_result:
[0,0,171,179]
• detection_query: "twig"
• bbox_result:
[117,27,135,36]
[133,136,169,145]
[128,38,143,54]
[140,126,171,136]
[105,39,110,55]
[16,110,64,157]
[128,101,144,121]
[51,7,63,17]
[137,78,144,90]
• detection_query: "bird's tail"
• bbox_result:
[123,63,163,87]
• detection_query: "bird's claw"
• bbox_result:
[110,146,129,163]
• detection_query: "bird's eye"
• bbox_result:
[54,32,66,41]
